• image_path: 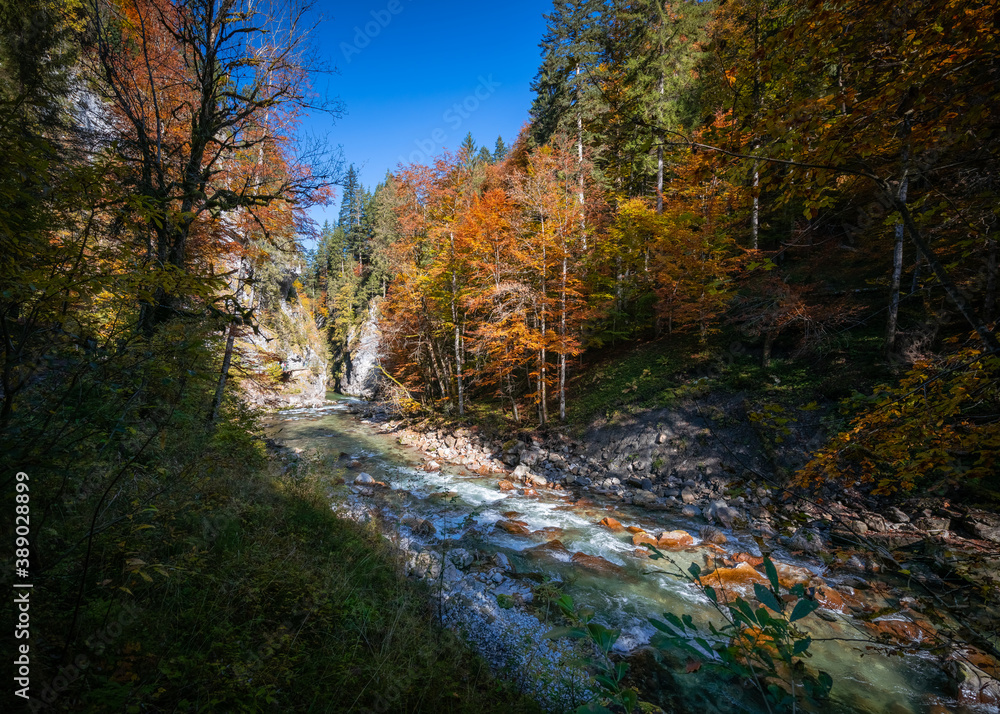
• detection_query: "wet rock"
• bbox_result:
[865,616,935,646]
[730,552,764,567]
[944,657,1000,706]
[530,527,564,539]
[494,519,531,536]
[598,516,625,531]
[347,460,362,469]
[700,562,768,599]
[784,528,826,554]
[498,480,517,491]
[425,460,441,472]
[657,530,695,548]
[681,504,702,518]
[772,562,815,588]
[632,532,658,548]
[527,473,548,487]
[524,539,572,561]
[570,551,627,577]
[512,463,531,480]
[353,472,375,484]
[352,485,375,497]
[522,488,539,497]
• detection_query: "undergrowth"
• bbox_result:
[15,409,541,713]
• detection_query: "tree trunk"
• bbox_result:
[886,121,910,352]
[450,232,464,416]
[560,247,568,422]
[762,331,774,368]
[209,323,236,423]
[656,74,664,214]
[751,160,759,250]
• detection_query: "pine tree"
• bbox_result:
[493,135,508,163]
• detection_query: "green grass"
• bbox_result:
[29,423,542,714]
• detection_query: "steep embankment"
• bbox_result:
[337,299,383,399]
[241,274,329,409]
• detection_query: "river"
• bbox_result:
[265,399,982,714]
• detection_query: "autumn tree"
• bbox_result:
[86,0,340,336]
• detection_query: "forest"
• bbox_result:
[2,0,999,712]
[309,0,999,498]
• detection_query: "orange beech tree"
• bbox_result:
[86,0,339,336]
[508,140,591,423]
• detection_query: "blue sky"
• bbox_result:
[302,0,551,230]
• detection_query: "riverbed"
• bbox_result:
[265,399,984,714]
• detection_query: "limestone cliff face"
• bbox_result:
[337,301,382,400]
[237,272,329,410]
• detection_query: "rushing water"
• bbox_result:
[265,399,976,714]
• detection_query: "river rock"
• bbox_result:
[681,488,696,504]
[887,506,910,524]
[681,504,702,518]
[409,550,441,579]
[698,526,727,545]
[570,551,627,577]
[960,512,1000,543]
[784,528,826,554]
[700,562,768,599]
[915,516,951,533]
[657,530,695,548]
[945,658,1000,706]
[632,532,658,548]
[524,539,572,561]
[425,460,441,472]
[402,516,436,536]
[527,473,548,487]
[598,517,624,531]
[354,472,375,484]
[493,552,512,572]
[705,500,741,529]
[494,519,531,536]
[448,548,475,569]
[498,480,517,491]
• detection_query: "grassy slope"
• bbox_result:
[27,420,541,714]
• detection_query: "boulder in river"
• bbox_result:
[524,539,572,561]
[656,530,695,548]
[570,551,627,578]
[498,480,517,491]
[354,472,375,484]
[700,562,768,598]
[598,516,624,531]
[494,519,531,536]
